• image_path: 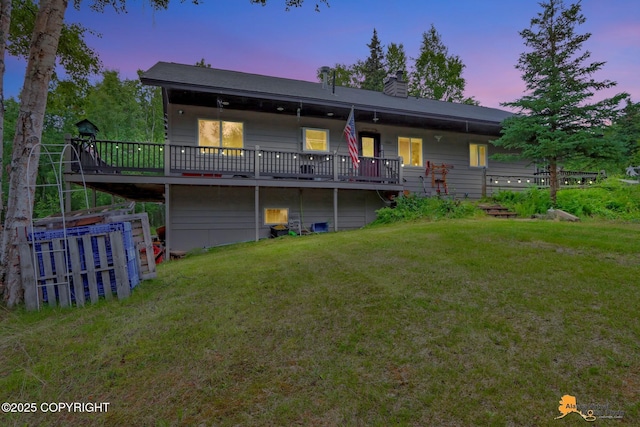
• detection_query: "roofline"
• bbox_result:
[141,77,504,128]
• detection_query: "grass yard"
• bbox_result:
[1,219,639,426]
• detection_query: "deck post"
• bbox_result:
[254,145,260,178]
[482,167,487,198]
[333,188,338,231]
[164,139,170,176]
[398,156,404,184]
[333,152,338,181]
[255,185,260,242]
[164,183,171,255]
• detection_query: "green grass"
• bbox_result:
[1,219,639,426]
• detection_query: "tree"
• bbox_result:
[0,0,327,307]
[491,0,628,204]
[359,28,386,92]
[409,24,467,102]
[316,63,359,88]
[385,42,407,81]
[610,100,640,165]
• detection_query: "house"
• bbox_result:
[64,62,532,252]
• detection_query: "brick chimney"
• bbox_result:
[384,70,408,98]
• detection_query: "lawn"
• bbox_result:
[1,219,639,426]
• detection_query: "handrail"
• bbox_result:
[68,138,402,184]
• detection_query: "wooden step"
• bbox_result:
[478,204,517,218]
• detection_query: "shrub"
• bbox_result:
[373,194,481,224]
[491,187,552,217]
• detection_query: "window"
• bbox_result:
[198,119,244,154]
[264,208,288,225]
[470,143,487,167]
[398,137,423,167]
[303,128,329,152]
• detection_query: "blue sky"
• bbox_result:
[5,0,640,109]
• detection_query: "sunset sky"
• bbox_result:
[5,0,640,110]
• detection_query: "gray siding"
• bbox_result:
[167,104,532,199]
[169,185,386,251]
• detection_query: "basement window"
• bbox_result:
[264,208,289,225]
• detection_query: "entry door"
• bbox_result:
[359,132,381,178]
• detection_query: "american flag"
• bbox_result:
[344,107,359,169]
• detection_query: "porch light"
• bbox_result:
[181,149,185,153]
[258,152,262,157]
[495,179,499,183]
[115,145,119,149]
[293,155,297,159]
[342,158,345,162]
[309,156,313,160]
[564,180,568,185]
[138,146,141,151]
[517,178,521,183]
[385,161,389,165]
[527,179,531,183]
[326,156,330,161]
[276,154,280,158]
[371,160,375,164]
[589,180,593,184]
[541,178,545,183]
[507,179,511,183]
[159,147,163,152]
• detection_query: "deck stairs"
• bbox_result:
[478,204,518,218]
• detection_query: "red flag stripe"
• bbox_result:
[344,108,359,169]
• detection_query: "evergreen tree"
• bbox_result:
[492,0,628,203]
[385,42,408,81]
[409,24,466,102]
[360,28,386,91]
[611,100,640,165]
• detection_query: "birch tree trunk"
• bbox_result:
[0,0,11,243]
[1,0,68,307]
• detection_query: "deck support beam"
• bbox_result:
[255,185,260,242]
[333,188,338,232]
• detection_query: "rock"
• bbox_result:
[547,208,580,222]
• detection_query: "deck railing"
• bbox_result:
[68,138,402,184]
[483,169,604,196]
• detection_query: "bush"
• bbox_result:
[373,194,481,224]
[490,178,640,221]
[491,186,552,217]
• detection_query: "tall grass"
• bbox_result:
[373,193,482,224]
[490,178,640,220]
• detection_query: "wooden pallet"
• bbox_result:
[478,204,518,218]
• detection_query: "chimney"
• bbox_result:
[384,70,408,98]
[320,66,331,89]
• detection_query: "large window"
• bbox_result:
[398,137,423,167]
[264,208,288,225]
[198,119,244,154]
[470,143,487,167]
[303,128,329,152]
